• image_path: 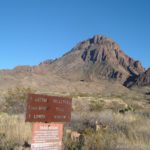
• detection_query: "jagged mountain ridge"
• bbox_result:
[46,35,145,84]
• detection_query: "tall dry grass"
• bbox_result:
[66,92,150,150]
[0,114,31,150]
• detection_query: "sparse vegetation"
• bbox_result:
[0,86,150,150]
[65,110,150,150]
[64,89,150,150]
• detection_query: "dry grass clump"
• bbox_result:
[0,114,31,150]
[0,87,35,114]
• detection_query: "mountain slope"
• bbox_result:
[47,35,145,84]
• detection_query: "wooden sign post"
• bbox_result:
[25,93,72,150]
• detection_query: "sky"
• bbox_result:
[0,0,149,69]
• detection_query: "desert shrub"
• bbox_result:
[119,106,135,114]
[72,98,91,112]
[89,100,104,111]
[82,128,117,150]
[63,137,82,150]
[1,87,35,114]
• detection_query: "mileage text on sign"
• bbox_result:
[25,93,72,122]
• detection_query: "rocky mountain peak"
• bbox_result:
[49,35,145,85]
[71,35,120,52]
[90,35,107,44]
[89,35,119,48]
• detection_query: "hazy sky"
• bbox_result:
[0,0,149,69]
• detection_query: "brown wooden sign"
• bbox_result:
[25,93,72,122]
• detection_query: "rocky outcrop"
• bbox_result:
[39,59,55,65]
[135,68,150,86]
[125,68,150,87]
